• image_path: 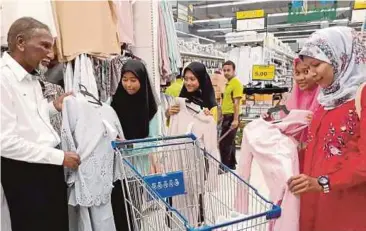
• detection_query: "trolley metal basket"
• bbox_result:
[113,134,281,231]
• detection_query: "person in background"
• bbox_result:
[1,17,80,231]
[110,59,161,231]
[166,62,218,121]
[211,69,227,104]
[165,67,184,97]
[220,60,243,170]
[264,57,320,172]
[287,26,366,231]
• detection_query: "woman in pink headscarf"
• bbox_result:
[264,57,320,171]
[286,57,320,171]
[287,58,320,138]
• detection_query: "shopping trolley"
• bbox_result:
[112,134,281,231]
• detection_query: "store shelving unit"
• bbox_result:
[180,51,225,60]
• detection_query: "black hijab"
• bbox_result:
[179,62,217,110]
[111,60,157,139]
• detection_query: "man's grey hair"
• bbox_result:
[7,17,50,52]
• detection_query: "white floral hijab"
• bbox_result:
[299,26,366,110]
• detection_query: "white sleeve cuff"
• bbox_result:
[48,148,65,165]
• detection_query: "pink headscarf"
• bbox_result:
[285,58,321,143]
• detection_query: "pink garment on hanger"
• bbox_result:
[113,0,134,45]
[158,4,171,83]
[236,110,311,231]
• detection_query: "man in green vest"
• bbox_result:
[219,60,243,170]
[165,68,184,97]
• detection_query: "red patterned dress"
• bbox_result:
[300,88,366,231]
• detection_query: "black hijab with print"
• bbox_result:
[179,62,217,110]
[111,60,157,139]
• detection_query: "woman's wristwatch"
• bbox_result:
[318,175,330,193]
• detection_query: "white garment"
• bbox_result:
[1,184,12,231]
[237,46,251,85]
[1,0,57,45]
[168,98,220,161]
[65,54,99,97]
[167,97,220,227]
[0,52,64,165]
[61,94,123,231]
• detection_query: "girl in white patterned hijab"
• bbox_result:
[299,26,366,110]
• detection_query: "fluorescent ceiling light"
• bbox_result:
[193,17,232,23]
[176,30,216,43]
[194,0,272,9]
[197,28,232,32]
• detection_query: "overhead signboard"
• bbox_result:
[252,65,275,81]
[236,9,265,20]
[354,0,366,9]
[288,0,337,23]
[177,3,194,25]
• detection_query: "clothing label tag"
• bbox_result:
[143,171,185,200]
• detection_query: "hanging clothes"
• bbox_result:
[158,0,182,82]
[64,54,99,98]
[61,94,123,231]
[1,0,57,45]
[158,3,172,83]
[236,110,311,231]
[112,0,134,45]
[51,1,120,61]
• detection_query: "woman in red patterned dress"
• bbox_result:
[287,27,366,231]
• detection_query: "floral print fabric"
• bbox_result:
[299,26,366,110]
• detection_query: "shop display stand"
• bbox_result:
[178,39,225,74]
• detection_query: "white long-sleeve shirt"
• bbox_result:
[0,52,64,165]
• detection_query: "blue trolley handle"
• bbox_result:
[111,134,197,148]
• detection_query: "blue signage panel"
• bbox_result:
[292,0,303,9]
[143,171,186,199]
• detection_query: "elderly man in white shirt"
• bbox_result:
[1,17,80,231]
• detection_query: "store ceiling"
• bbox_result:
[173,0,361,43]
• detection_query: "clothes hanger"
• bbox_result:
[185,99,200,114]
[79,84,102,106]
[268,104,290,116]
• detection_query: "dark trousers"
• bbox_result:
[112,180,141,231]
[1,157,69,231]
[219,114,238,169]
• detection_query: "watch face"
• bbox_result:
[318,176,329,185]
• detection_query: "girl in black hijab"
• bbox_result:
[110,59,159,231]
[111,59,158,139]
[167,62,218,121]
